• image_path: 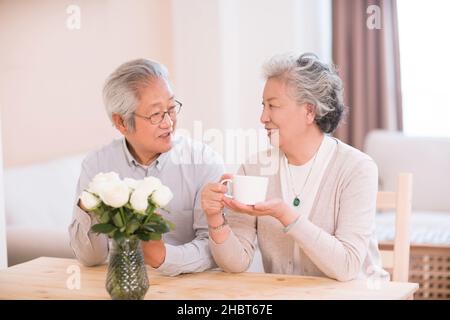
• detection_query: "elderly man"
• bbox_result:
[69,59,224,276]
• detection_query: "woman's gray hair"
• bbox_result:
[103,58,170,131]
[263,52,345,133]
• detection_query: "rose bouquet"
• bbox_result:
[78,172,174,300]
[79,172,174,242]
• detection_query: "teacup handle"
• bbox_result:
[220,179,233,199]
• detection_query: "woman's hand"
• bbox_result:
[201,174,233,243]
[201,174,232,225]
[223,197,299,226]
[223,197,287,218]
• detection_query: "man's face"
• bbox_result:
[125,78,177,155]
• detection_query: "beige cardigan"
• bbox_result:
[209,139,383,281]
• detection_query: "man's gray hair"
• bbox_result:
[262,52,345,133]
[103,58,170,131]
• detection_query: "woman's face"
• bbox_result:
[260,76,314,150]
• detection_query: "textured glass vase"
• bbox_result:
[106,237,149,300]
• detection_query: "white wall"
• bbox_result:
[171,0,332,171]
[0,0,173,168]
[1,0,331,169]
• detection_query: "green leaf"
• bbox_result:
[146,222,170,234]
[125,220,140,235]
[158,223,170,233]
[112,212,124,228]
[142,225,156,233]
[150,213,159,220]
[166,219,175,230]
[99,211,110,224]
[149,233,162,241]
[136,231,151,241]
[113,229,125,243]
[91,223,116,234]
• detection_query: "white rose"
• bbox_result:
[151,185,173,207]
[98,180,130,208]
[123,178,139,190]
[79,191,101,210]
[139,176,162,194]
[130,189,149,213]
[88,172,121,195]
[129,177,161,212]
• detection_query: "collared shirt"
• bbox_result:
[68,135,225,276]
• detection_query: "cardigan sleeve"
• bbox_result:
[208,165,258,273]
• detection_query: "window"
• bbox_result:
[398,0,450,136]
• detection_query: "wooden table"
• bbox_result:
[0,257,418,300]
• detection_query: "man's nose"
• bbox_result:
[160,112,173,128]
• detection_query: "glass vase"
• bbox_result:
[106,237,149,300]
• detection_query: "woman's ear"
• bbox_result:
[112,113,128,135]
[305,103,316,124]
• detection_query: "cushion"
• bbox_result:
[364,130,450,212]
[376,211,450,244]
[4,154,85,228]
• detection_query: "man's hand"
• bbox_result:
[141,240,166,268]
[77,198,88,212]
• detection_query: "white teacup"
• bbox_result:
[220,175,269,205]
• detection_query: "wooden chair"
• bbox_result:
[377,173,413,282]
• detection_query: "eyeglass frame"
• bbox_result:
[132,99,182,125]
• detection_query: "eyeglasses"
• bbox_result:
[133,100,182,125]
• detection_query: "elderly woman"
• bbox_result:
[201,53,384,281]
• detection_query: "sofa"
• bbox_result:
[4,154,84,266]
[364,130,450,299]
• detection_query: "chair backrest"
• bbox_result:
[377,173,413,282]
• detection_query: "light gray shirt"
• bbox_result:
[68,135,224,276]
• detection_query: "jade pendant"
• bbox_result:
[293,197,300,207]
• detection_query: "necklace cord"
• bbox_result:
[285,146,320,199]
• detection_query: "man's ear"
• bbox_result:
[112,113,128,135]
[305,103,316,124]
